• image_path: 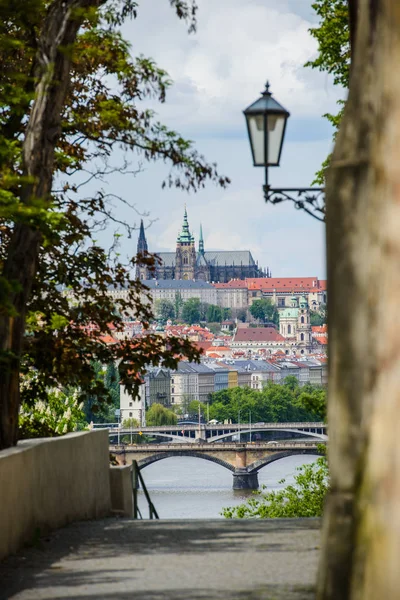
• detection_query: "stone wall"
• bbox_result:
[0,430,111,560]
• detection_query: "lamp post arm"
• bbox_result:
[263,185,326,222]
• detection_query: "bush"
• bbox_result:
[19,388,86,438]
[222,457,328,519]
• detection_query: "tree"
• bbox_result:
[249,299,279,326]
[174,292,184,320]
[206,304,222,323]
[146,403,177,426]
[19,386,86,439]
[0,0,229,449]
[317,2,400,598]
[181,298,201,325]
[208,382,322,425]
[310,311,325,326]
[154,299,175,322]
[222,456,328,519]
[237,308,247,323]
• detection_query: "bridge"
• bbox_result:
[110,440,324,490]
[100,421,327,444]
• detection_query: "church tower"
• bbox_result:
[174,207,197,280]
[136,219,149,280]
[296,296,312,355]
[195,223,210,281]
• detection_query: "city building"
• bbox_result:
[136,208,269,283]
[279,295,313,354]
[213,276,327,313]
[170,362,215,405]
[120,383,146,427]
[144,368,171,407]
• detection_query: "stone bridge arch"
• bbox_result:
[137,450,236,473]
[246,449,320,474]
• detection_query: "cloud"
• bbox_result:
[96,0,339,279]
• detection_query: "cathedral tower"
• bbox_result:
[174,207,197,280]
[136,219,149,280]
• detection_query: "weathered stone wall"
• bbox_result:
[0,430,111,560]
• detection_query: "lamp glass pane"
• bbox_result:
[247,113,286,165]
[267,114,285,164]
[247,115,265,166]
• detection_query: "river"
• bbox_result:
[137,454,319,519]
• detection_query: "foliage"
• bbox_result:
[206,304,223,323]
[297,387,327,421]
[208,379,326,424]
[222,456,329,518]
[122,417,140,428]
[82,361,120,423]
[306,0,350,184]
[237,309,247,323]
[19,386,86,439]
[187,399,206,416]
[0,0,230,447]
[310,311,325,326]
[146,402,177,426]
[249,299,279,326]
[181,298,202,325]
[155,299,175,322]
[174,292,184,319]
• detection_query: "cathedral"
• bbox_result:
[136,208,270,283]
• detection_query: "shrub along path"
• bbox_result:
[0,518,320,600]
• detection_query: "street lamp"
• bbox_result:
[243,81,325,221]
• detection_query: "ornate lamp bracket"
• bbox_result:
[263,186,325,222]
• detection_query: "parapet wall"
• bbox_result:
[0,430,111,561]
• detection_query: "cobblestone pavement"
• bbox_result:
[0,518,320,600]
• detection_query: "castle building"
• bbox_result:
[136,208,269,283]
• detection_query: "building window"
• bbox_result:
[301,333,304,341]
[184,257,188,265]
[288,324,291,334]
[301,316,304,324]
[129,412,133,417]
[171,378,174,384]
[171,387,174,394]
[129,401,133,407]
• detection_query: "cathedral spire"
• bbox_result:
[137,219,148,254]
[177,205,194,243]
[199,224,205,255]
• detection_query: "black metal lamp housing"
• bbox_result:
[244,81,325,222]
[243,81,290,168]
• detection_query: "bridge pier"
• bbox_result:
[232,469,259,490]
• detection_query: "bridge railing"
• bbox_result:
[110,440,324,451]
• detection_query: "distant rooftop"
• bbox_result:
[142,279,214,290]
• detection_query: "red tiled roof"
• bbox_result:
[312,325,328,334]
[206,346,231,352]
[233,327,285,343]
[246,277,323,291]
[213,280,248,289]
[192,341,213,353]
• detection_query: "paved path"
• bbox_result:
[0,518,320,600]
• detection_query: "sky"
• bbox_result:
[93,0,345,278]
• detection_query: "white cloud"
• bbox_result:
[96,0,339,278]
